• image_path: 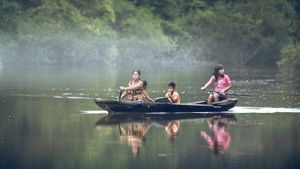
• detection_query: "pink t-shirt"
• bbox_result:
[208,75,231,92]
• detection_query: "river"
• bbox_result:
[0,65,299,169]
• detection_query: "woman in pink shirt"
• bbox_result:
[201,64,232,104]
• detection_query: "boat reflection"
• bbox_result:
[201,117,233,154]
[95,112,236,156]
[95,112,235,125]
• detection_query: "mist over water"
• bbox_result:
[0,64,299,108]
[0,32,200,66]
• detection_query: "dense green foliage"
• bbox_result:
[278,41,300,79]
[0,0,299,67]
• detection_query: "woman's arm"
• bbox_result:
[120,81,143,91]
[223,84,232,93]
[201,76,215,90]
[143,91,154,103]
[120,90,128,99]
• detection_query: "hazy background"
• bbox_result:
[0,0,299,77]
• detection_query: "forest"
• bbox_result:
[0,0,299,73]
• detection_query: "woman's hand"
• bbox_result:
[119,86,126,90]
[201,86,206,91]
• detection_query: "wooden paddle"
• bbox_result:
[118,90,123,101]
[203,89,252,97]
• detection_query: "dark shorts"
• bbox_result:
[218,93,227,101]
[212,92,227,101]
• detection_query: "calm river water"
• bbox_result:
[0,65,299,169]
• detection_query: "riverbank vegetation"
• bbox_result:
[0,0,299,71]
[278,41,300,79]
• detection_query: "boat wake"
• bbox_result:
[81,110,108,114]
[66,96,92,100]
[81,107,300,115]
[227,106,300,114]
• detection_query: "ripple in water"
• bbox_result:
[228,106,300,114]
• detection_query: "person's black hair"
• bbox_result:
[168,82,176,89]
[142,80,148,89]
[213,64,224,81]
[132,70,141,76]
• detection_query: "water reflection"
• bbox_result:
[96,113,236,156]
[201,118,232,154]
[154,120,181,143]
[164,121,180,142]
[119,122,153,156]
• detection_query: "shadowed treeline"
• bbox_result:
[0,0,299,71]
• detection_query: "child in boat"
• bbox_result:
[120,70,144,101]
[165,82,181,104]
[201,64,232,104]
[142,80,154,103]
